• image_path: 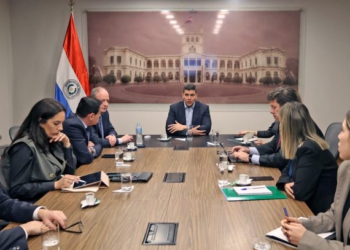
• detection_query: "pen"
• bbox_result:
[241,187,265,190]
[61,175,86,183]
[283,207,289,217]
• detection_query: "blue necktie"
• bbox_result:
[99,118,104,139]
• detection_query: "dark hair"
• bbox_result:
[267,86,301,106]
[346,110,350,131]
[12,98,66,153]
[76,97,101,117]
[183,83,197,93]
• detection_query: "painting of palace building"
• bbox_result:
[87,11,300,103]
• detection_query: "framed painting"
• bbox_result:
[87,10,300,103]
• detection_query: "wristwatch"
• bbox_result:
[89,146,96,156]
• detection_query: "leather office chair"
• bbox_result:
[0,145,8,158]
[324,122,342,160]
[9,126,20,141]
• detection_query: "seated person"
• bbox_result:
[0,98,79,202]
[63,97,102,167]
[0,187,67,249]
[280,110,350,249]
[90,87,133,147]
[276,102,337,214]
[232,86,324,171]
[166,83,211,136]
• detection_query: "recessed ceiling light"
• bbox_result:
[173,25,180,29]
[166,15,174,19]
[216,20,223,24]
[215,24,221,29]
[170,20,177,24]
[218,14,225,19]
[161,10,169,14]
[220,10,229,13]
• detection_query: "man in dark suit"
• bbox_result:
[90,87,133,147]
[232,86,324,170]
[165,83,212,136]
[63,97,102,167]
[0,188,67,249]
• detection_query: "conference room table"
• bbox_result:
[8,135,313,249]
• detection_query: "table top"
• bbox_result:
[8,141,312,250]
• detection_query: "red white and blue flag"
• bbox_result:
[184,17,193,25]
[55,13,90,117]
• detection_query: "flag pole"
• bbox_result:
[69,0,75,13]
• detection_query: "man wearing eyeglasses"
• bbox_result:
[0,188,67,249]
[166,83,212,136]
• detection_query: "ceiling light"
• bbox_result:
[170,20,177,24]
[173,25,180,29]
[161,10,169,14]
[216,20,223,24]
[220,10,229,13]
[215,24,221,29]
[166,15,174,19]
[218,14,225,19]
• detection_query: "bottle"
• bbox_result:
[136,123,143,146]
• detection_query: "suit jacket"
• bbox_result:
[63,114,102,167]
[257,121,279,138]
[165,101,212,136]
[299,161,350,249]
[92,111,118,148]
[256,121,324,170]
[0,188,37,249]
[276,139,338,214]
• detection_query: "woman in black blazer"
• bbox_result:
[276,102,338,214]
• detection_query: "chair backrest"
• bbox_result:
[9,126,20,141]
[324,122,342,159]
[0,145,8,158]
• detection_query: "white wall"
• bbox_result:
[0,0,13,144]
[3,0,350,142]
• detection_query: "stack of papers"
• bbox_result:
[233,185,272,195]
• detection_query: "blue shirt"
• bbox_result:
[184,101,196,128]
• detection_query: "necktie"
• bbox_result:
[86,128,90,141]
[99,118,104,139]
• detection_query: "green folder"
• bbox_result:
[221,186,287,201]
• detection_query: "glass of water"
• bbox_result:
[252,236,271,250]
[121,172,133,192]
[115,148,124,167]
[41,222,60,250]
[186,125,193,141]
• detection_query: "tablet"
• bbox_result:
[73,172,102,188]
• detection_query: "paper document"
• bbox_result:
[233,185,272,195]
[266,226,335,249]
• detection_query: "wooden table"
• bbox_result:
[10,142,313,249]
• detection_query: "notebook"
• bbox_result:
[233,185,272,195]
[221,186,287,201]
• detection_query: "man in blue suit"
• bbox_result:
[0,188,67,249]
[63,97,102,167]
[90,87,133,147]
[166,83,212,136]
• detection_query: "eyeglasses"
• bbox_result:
[61,220,84,233]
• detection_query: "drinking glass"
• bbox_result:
[115,148,124,167]
[41,223,60,250]
[121,172,133,191]
[186,125,193,141]
[252,236,271,250]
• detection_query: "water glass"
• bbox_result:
[121,172,133,191]
[252,236,271,250]
[41,223,60,250]
[187,125,193,141]
[211,129,219,145]
[115,148,124,167]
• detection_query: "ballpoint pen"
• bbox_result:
[61,175,86,183]
[241,187,265,190]
[283,207,289,217]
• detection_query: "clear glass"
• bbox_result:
[121,172,133,191]
[42,223,60,250]
[211,129,220,145]
[186,125,193,141]
[252,236,271,250]
[218,161,229,187]
[115,148,124,167]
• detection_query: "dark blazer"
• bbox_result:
[165,101,212,136]
[0,188,37,249]
[256,121,324,170]
[257,121,279,138]
[276,139,338,214]
[63,114,102,167]
[92,111,118,148]
[300,161,350,249]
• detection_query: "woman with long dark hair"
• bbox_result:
[1,98,79,202]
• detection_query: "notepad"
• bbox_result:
[233,185,272,195]
[266,226,335,249]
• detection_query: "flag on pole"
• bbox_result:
[183,17,193,25]
[55,13,90,117]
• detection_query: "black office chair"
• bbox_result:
[324,122,342,160]
[9,126,20,141]
[0,145,8,158]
